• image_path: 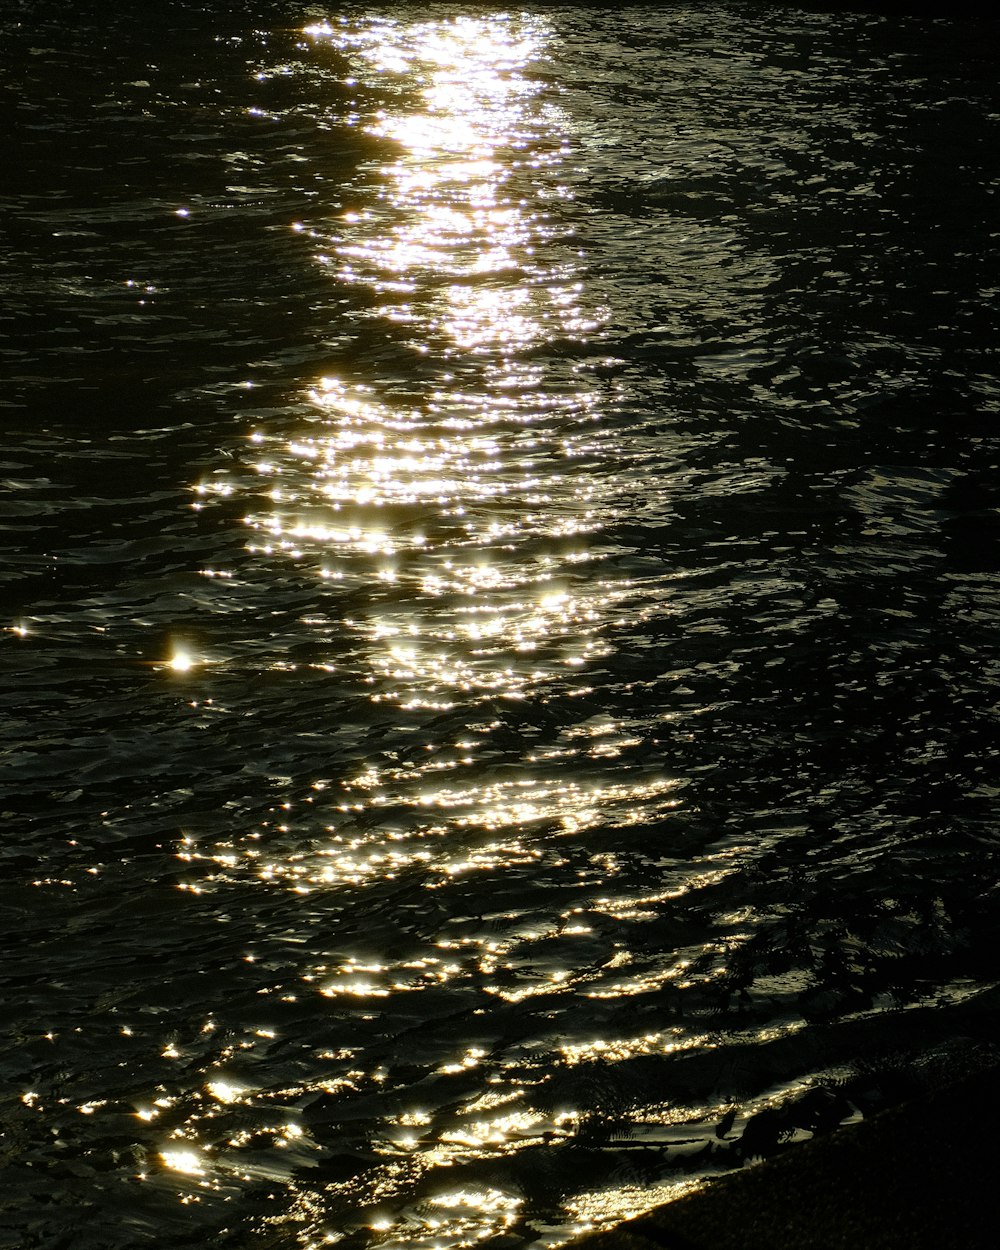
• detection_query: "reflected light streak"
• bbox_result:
[187,60,675,1250]
[179,756,681,895]
[568,1176,707,1238]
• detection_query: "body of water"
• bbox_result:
[3,2,1000,1247]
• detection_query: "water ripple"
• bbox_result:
[3,4,1000,1249]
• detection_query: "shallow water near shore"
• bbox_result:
[3,2,1000,1246]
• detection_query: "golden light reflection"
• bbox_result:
[161,1147,206,1176]
[185,18,675,1245]
[568,1176,707,1238]
[209,12,621,719]
[559,1031,706,1068]
[206,1078,244,1104]
[176,714,683,897]
[437,1108,540,1148]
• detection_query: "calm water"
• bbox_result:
[3,2,1000,1246]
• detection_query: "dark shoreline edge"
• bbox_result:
[569,1053,1000,1249]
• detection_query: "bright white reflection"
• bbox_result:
[235,13,617,716]
[161,1147,205,1176]
[206,1078,244,1104]
[191,19,663,1243]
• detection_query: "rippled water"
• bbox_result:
[4,2,1000,1246]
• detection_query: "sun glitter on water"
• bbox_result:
[169,648,195,673]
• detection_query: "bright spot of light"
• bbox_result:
[161,1148,205,1175]
[206,1079,243,1104]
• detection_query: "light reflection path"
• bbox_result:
[246,15,615,713]
[229,13,682,869]
[189,14,686,1247]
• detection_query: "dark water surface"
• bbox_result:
[3,2,1000,1246]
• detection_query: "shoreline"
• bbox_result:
[569,1058,1000,1249]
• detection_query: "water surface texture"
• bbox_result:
[3,2,1000,1247]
